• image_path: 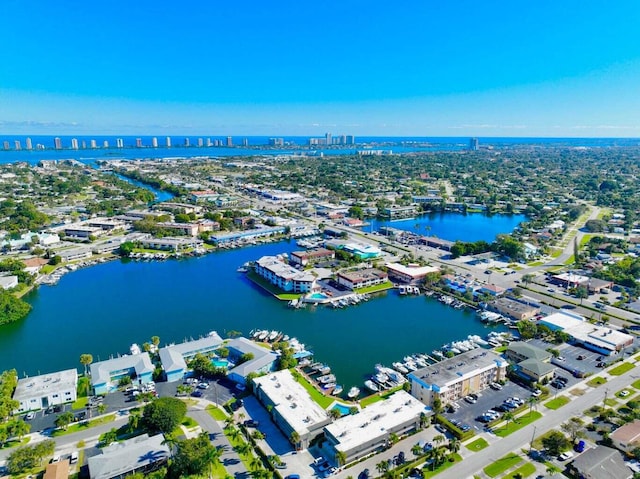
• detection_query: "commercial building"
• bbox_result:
[539,312,634,355]
[323,391,428,464]
[419,236,454,251]
[63,225,105,239]
[208,226,286,245]
[159,332,225,382]
[408,350,507,406]
[254,255,315,293]
[253,370,331,449]
[336,268,388,290]
[491,297,540,321]
[139,237,202,252]
[289,248,335,267]
[325,240,382,259]
[90,354,154,395]
[226,337,278,385]
[88,434,170,479]
[382,206,417,219]
[13,369,78,413]
[385,263,439,284]
[57,247,93,262]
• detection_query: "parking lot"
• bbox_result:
[527,339,611,379]
[441,380,534,431]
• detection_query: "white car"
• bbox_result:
[559,451,574,461]
[620,390,630,397]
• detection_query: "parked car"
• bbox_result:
[532,389,542,397]
[191,390,203,397]
[620,390,630,397]
[197,382,209,389]
[559,451,574,461]
[574,440,586,453]
[70,451,79,464]
[490,382,503,390]
[244,420,259,428]
[577,355,586,360]
[25,412,35,420]
[274,462,288,470]
[464,395,477,404]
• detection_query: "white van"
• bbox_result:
[70,451,79,464]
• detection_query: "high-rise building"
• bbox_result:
[325,133,332,146]
[469,137,479,151]
[242,138,248,147]
[81,140,87,149]
[206,138,212,147]
[71,138,79,150]
[2,141,9,151]
[152,137,158,148]
[103,140,109,148]
[54,137,62,150]
[269,138,284,146]
[346,135,355,145]
[25,138,32,150]
[226,136,233,147]
[166,136,172,148]
[197,138,204,147]
[14,140,21,150]
[136,138,143,148]
[90,139,97,149]
[184,137,190,147]
[116,138,124,148]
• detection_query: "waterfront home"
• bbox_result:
[22,257,49,274]
[226,337,278,385]
[0,275,18,289]
[13,369,78,413]
[386,262,439,284]
[253,370,331,449]
[323,391,428,464]
[336,268,388,290]
[88,434,170,479]
[408,350,507,407]
[208,226,286,245]
[90,354,154,395]
[477,283,506,297]
[254,255,315,293]
[289,248,335,267]
[56,247,93,262]
[538,312,634,356]
[159,332,225,382]
[382,205,417,219]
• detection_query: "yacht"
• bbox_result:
[317,365,331,375]
[130,343,141,355]
[267,330,280,342]
[257,330,269,341]
[317,374,336,384]
[332,385,343,396]
[347,386,360,399]
[392,362,409,374]
[364,380,379,392]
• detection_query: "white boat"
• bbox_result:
[267,330,280,342]
[348,386,360,398]
[130,343,141,355]
[317,365,331,375]
[318,374,336,384]
[453,341,469,352]
[332,385,343,395]
[393,362,409,374]
[257,330,269,341]
[398,285,407,295]
[432,350,444,359]
[364,380,379,392]
[322,382,336,390]
[469,334,489,346]
[404,361,417,371]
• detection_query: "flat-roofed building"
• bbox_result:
[64,225,104,239]
[87,218,125,232]
[408,350,507,406]
[90,354,154,395]
[336,268,388,290]
[152,202,202,215]
[539,312,634,355]
[386,263,439,284]
[254,256,315,293]
[157,222,199,237]
[88,434,170,479]
[290,248,335,267]
[253,370,331,449]
[226,338,278,385]
[57,247,93,262]
[209,226,286,245]
[324,391,429,464]
[419,236,454,251]
[382,206,417,219]
[491,297,540,321]
[139,237,202,251]
[0,275,18,289]
[13,369,78,412]
[159,332,224,382]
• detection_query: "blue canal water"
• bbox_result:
[0,239,506,390]
[369,212,526,243]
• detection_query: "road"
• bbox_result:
[439,360,637,478]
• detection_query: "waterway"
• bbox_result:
[1,239,506,390]
[369,212,526,243]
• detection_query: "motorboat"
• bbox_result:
[332,385,343,395]
[364,380,379,392]
[130,343,141,355]
[392,362,409,374]
[348,386,360,399]
[318,374,336,384]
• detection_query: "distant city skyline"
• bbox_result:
[1,1,640,137]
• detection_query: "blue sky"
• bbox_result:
[1,1,640,136]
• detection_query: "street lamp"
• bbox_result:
[529,425,537,454]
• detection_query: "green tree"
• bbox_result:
[171,432,221,478]
[55,411,75,430]
[376,460,390,474]
[336,450,347,467]
[542,430,570,455]
[329,408,342,420]
[561,417,586,442]
[100,428,118,446]
[6,440,55,475]
[128,409,142,433]
[142,397,187,434]
[80,354,93,376]
[118,241,135,257]
[448,437,460,453]
[290,431,301,449]
[0,289,31,325]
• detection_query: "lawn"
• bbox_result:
[587,376,607,387]
[544,397,569,410]
[206,404,228,421]
[72,396,89,410]
[494,411,542,438]
[181,417,198,429]
[609,362,635,376]
[483,453,523,478]
[509,462,536,478]
[632,379,640,390]
[360,386,404,408]
[422,453,462,478]
[51,414,116,437]
[355,280,394,294]
[465,437,489,452]
[223,425,264,472]
[292,372,335,409]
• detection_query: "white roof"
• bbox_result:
[541,312,633,351]
[325,391,427,453]
[13,369,78,401]
[256,256,315,282]
[159,332,224,373]
[385,263,439,278]
[88,434,169,479]
[253,370,329,436]
[90,353,154,386]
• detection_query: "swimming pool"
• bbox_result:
[211,358,229,368]
[309,292,329,300]
[330,403,353,416]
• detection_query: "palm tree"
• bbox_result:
[249,455,263,471]
[227,427,240,441]
[336,450,347,467]
[389,432,399,445]
[238,412,246,423]
[80,353,93,376]
[546,464,560,475]
[527,396,538,414]
[412,443,423,457]
[289,431,301,449]
[162,435,179,459]
[376,460,389,475]
[234,442,251,456]
[127,409,141,432]
[433,434,445,448]
[448,437,460,454]
[224,417,235,430]
[503,411,515,429]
